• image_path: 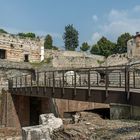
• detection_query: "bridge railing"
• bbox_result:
[8,66,126,87]
[8,63,140,100]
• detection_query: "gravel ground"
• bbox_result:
[1,112,140,140]
[52,112,140,140]
[0,127,21,140]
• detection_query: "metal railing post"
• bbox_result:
[119,72,121,87]
[16,77,17,92]
[36,72,39,94]
[79,75,81,87]
[44,72,47,93]
[20,76,22,92]
[105,67,108,97]
[52,71,55,94]
[133,71,135,88]
[30,75,33,94]
[125,66,130,100]
[8,79,11,91]
[97,73,99,86]
[73,70,76,98]
[25,75,27,93]
[62,70,65,96]
[88,69,91,98]
[11,78,13,91]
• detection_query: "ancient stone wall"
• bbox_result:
[44,49,104,68]
[127,33,140,59]
[107,53,128,66]
[54,99,109,117]
[0,33,44,62]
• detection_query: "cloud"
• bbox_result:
[133,5,140,12]
[90,6,140,44]
[91,32,101,44]
[108,9,128,21]
[92,15,98,22]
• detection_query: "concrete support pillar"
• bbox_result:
[110,103,140,120]
[41,97,51,114]
[1,91,30,128]
[131,106,140,119]
[110,103,131,119]
[15,95,30,127]
[1,91,21,128]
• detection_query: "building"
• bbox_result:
[0,33,44,62]
[127,32,140,59]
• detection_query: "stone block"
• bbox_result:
[22,113,63,140]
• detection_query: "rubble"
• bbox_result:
[2,112,140,139]
[52,112,140,140]
[22,113,63,140]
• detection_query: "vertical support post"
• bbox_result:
[72,75,74,86]
[25,75,27,93]
[97,73,99,86]
[52,71,55,94]
[119,72,121,87]
[8,79,10,91]
[88,69,91,98]
[8,79,11,91]
[20,76,22,88]
[20,76,22,92]
[49,77,51,87]
[11,78,13,91]
[59,77,61,87]
[79,74,81,87]
[105,67,109,97]
[125,66,130,100]
[36,72,39,94]
[73,70,76,98]
[15,77,18,93]
[30,75,32,94]
[5,91,8,127]
[37,72,39,86]
[62,70,65,97]
[44,72,47,90]
[133,71,135,88]
[65,75,67,87]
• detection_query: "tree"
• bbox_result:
[44,34,53,49]
[117,33,132,53]
[80,42,90,52]
[63,24,79,51]
[18,32,36,38]
[52,46,58,50]
[25,32,36,38]
[0,29,8,34]
[90,44,100,55]
[97,37,116,58]
[90,37,116,58]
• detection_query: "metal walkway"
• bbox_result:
[8,63,140,106]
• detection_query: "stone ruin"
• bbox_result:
[22,113,63,140]
[0,33,44,63]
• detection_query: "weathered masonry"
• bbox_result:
[0,33,44,62]
[127,32,140,59]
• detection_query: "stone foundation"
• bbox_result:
[110,103,140,120]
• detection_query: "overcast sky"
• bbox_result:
[0,0,140,47]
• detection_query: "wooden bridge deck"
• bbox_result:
[10,86,140,107]
[8,64,140,106]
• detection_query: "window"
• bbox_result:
[24,54,29,62]
[0,49,6,59]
